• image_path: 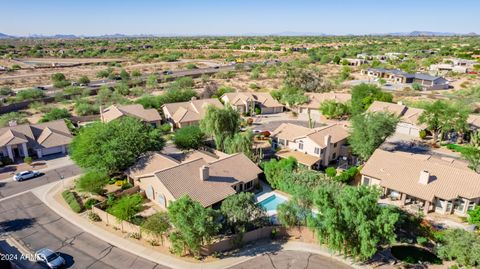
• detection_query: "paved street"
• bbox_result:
[0,164,82,200]
[0,192,166,269]
[228,250,353,269]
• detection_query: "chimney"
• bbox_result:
[8,120,17,127]
[324,134,331,147]
[418,170,430,185]
[322,135,332,167]
[200,165,209,181]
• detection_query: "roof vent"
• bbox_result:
[418,170,430,185]
[8,120,17,127]
[200,165,209,181]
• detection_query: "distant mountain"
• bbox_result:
[383,31,473,36]
[0,32,14,39]
[0,31,477,39]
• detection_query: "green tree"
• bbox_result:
[75,170,109,195]
[119,69,130,81]
[168,196,220,257]
[141,212,171,245]
[107,193,144,222]
[277,199,309,228]
[325,167,337,178]
[70,117,165,174]
[200,105,240,151]
[308,184,399,261]
[15,88,44,101]
[220,192,266,233]
[351,83,393,115]
[78,75,90,85]
[39,108,71,122]
[461,145,480,173]
[0,112,28,127]
[349,112,399,161]
[284,68,333,93]
[173,125,205,150]
[319,100,351,119]
[270,86,308,107]
[262,157,297,189]
[51,72,70,88]
[436,229,480,267]
[468,205,480,225]
[223,130,253,158]
[418,100,469,143]
[146,74,158,89]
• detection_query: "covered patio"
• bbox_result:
[275,149,321,170]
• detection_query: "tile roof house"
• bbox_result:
[0,120,73,161]
[367,101,426,138]
[100,104,161,127]
[361,149,480,216]
[297,92,351,122]
[162,98,223,128]
[221,92,284,114]
[127,151,262,208]
[363,68,449,90]
[271,123,349,169]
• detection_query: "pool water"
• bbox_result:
[258,194,287,212]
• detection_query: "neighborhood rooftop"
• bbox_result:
[362,148,480,202]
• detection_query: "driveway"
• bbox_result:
[228,250,353,269]
[0,164,82,200]
[0,192,166,269]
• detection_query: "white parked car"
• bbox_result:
[35,248,65,269]
[13,170,40,181]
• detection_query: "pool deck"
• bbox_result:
[255,180,290,216]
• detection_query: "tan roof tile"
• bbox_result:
[299,92,351,109]
[362,149,480,201]
[367,101,407,116]
[102,104,161,123]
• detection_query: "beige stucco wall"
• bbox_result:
[135,176,176,209]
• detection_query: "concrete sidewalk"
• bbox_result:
[34,178,365,269]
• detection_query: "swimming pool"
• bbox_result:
[258,194,287,212]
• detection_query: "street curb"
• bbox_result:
[37,178,363,269]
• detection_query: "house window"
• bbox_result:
[362,177,370,186]
[279,139,285,146]
[467,201,475,212]
[334,142,338,148]
[244,181,253,190]
[299,142,304,150]
[453,199,465,213]
[332,152,336,159]
[314,147,320,155]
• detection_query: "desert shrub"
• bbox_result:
[84,198,100,210]
[87,211,101,222]
[62,190,84,213]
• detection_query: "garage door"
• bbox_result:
[41,146,64,156]
[396,124,420,137]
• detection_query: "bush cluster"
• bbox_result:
[62,190,84,213]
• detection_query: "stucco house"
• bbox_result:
[297,92,351,121]
[221,92,284,114]
[0,120,73,161]
[162,98,223,128]
[367,101,426,138]
[271,123,349,169]
[100,104,162,127]
[363,68,449,90]
[126,151,262,208]
[361,149,480,216]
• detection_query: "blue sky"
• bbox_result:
[2,0,479,36]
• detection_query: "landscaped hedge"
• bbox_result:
[62,190,84,213]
